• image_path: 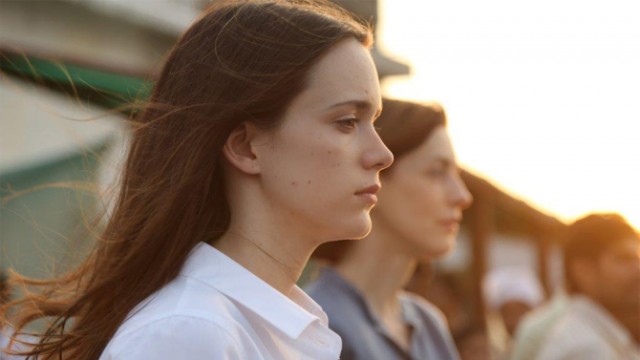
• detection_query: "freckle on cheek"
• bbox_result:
[327,150,332,154]
[291,181,298,187]
[307,180,312,185]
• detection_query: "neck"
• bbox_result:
[218,172,324,296]
[336,222,418,318]
[214,227,312,297]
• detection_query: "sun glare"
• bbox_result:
[379,0,640,230]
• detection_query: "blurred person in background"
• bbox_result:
[410,268,491,360]
[405,255,490,359]
[510,287,568,360]
[307,99,473,359]
[482,266,544,359]
[537,213,640,360]
[0,1,394,359]
[453,325,491,360]
[405,265,471,337]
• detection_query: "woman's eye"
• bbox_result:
[428,168,446,177]
[337,118,358,130]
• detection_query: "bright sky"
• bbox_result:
[378,0,640,230]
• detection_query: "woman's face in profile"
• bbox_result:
[375,127,472,258]
[251,38,393,243]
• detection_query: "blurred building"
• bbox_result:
[458,171,565,326]
[0,0,180,278]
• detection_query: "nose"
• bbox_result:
[450,173,473,209]
[362,128,394,171]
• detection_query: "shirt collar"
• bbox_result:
[399,294,424,330]
[319,267,383,327]
[572,295,635,347]
[179,242,325,339]
[320,267,422,331]
[318,268,419,355]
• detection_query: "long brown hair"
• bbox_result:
[1,1,372,358]
[313,98,446,263]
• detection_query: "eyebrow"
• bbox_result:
[327,100,383,119]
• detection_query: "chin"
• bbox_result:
[429,247,453,259]
[336,216,372,240]
[426,237,456,259]
[349,223,372,240]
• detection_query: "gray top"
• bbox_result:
[305,267,461,360]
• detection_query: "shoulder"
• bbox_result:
[536,311,612,360]
[401,291,449,328]
[303,269,341,302]
[115,275,242,335]
[305,271,364,321]
[102,315,250,360]
[511,296,569,359]
[401,292,461,359]
[102,276,257,359]
[553,305,602,341]
[305,273,375,349]
[537,336,612,360]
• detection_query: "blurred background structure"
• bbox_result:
[1,0,167,280]
[3,0,637,358]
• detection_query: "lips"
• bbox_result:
[355,184,381,205]
[355,184,381,195]
[440,218,462,233]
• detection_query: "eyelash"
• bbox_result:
[428,166,463,180]
[428,167,448,177]
[337,118,358,130]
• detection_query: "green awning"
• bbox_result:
[1,49,153,112]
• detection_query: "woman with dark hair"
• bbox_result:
[1,1,393,359]
[307,98,473,359]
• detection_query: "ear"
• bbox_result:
[223,122,261,175]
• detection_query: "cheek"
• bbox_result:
[402,180,455,255]
[612,261,640,285]
[300,143,353,194]
[379,179,440,235]
[271,134,344,184]
[402,178,441,219]
[596,263,632,297]
[267,135,362,220]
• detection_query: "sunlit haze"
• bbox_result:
[379,0,640,229]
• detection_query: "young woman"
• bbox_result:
[308,99,473,360]
[1,1,393,359]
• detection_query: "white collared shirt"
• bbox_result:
[536,295,640,360]
[100,242,341,359]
